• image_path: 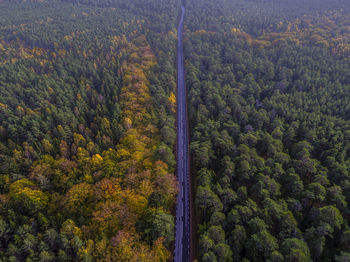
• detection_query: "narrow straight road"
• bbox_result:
[174,2,191,262]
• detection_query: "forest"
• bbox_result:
[184,0,350,261]
[0,0,179,260]
[0,0,350,261]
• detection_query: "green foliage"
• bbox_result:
[186,0,350,261]
[281,238,311,262]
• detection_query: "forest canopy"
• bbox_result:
[184,0,350,261]
[0,0,179,260]
[0,0,350,261]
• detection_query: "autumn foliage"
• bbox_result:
[0,0,178,260]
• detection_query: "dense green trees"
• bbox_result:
[184,0,350,261]
[1,0,350,260]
